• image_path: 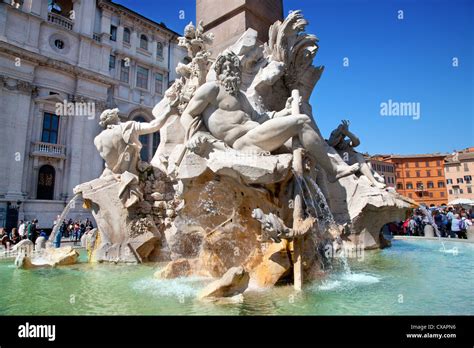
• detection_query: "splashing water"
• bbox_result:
[291,173,351,273]
[307,177,335,226]
[292,174,316,217]
[290,171,335,231]
[48,194,81,248]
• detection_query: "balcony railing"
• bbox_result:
[93,33,101,43]
[31,142,66,159]
[47,12,74,30]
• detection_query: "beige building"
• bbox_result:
[368,156,396,188]
[444,147,474,202]
[0,0,186,231]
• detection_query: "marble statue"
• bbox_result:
[40,10,414,297]
[174,21,214,113]
[178,20,214,59]
[94,108,169,207]
[327,120,386,189]
[180,50,359,182]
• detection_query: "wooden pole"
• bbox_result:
[291,89,304,291]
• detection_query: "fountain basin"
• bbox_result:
[0,238,472,315]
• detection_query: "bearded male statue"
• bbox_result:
[180,50,359,182]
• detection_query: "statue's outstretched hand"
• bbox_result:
[186,134,208,153]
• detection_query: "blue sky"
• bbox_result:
[114,0,473,155]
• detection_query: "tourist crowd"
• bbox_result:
[386,206,473,239]
[0,217,94,251]
[0,219,44,250]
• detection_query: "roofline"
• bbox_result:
[102,0,182,38]
[370,154,449,159]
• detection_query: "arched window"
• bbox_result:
[48,0,62,14]
[123,27,131,44]
[37,165,55,200]
[48,0,73,17]
[140,34,148,50]
[134,116,150,161]
[156,42,163,57]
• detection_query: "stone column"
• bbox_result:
[117,25,124,49]
[5,84,33,200]
[196,0,283,57]
[72,0,82,33]
[130,29,138,52]
[78,0,95,36]
[0,2,8,41]
[100,10,111,41]
[63,98,86,199]
[22,0,33,13]
[28,0,43,16]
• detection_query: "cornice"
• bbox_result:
[0,41,117,86]
[97,0,178,41]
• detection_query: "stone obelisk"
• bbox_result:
[196,0,283,57]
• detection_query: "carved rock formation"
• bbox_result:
[15,246,79,269]
[328,175,414,249]
[198,266,250,299]
[249,241,292,287]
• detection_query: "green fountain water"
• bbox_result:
[0,239,472,315]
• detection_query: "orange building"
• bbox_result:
[375,154,449,206]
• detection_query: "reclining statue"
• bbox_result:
[327,120,385,188]
[180,50,359,182]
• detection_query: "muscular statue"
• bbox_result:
[95,108,168,177]
[327,120,385,188]
[180,50,359,182]
[94,108,168,207]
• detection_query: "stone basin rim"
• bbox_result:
[393,235,474,244]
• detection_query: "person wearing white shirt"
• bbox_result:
[18,220,26,239]
[450,214,461,238]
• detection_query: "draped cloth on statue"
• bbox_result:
[110,121,142,175]
[110,121,144,208]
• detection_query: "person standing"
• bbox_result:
[450,214,461,238]
[85,218,94,230]
[10,228,20,245]
[27,221,33,242]
[446,207,454,236]
[434,211,445,237]
[0,228,11,251]
[458,215,472,239]
[18,220,26,240]
[408,216,416,236]
[73,222,80,244]
[31,219,39,244]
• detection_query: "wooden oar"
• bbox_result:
[291,89,304,291]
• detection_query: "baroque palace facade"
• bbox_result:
[0,0,186,230]
[373,154,449,206]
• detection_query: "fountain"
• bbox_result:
[18,11,415,300]
[48,193,81,247]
